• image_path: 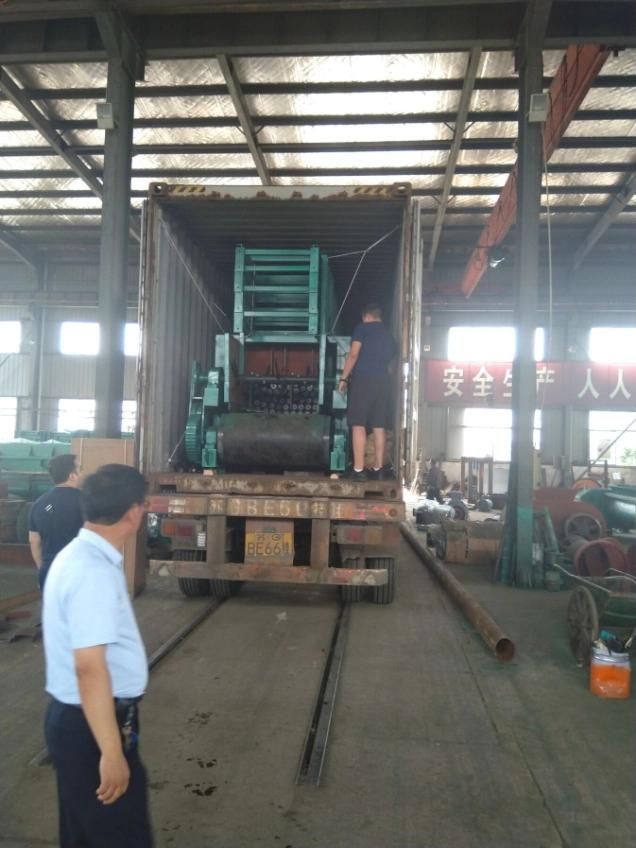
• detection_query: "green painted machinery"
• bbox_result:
[185,246,350,473]
[0,439,69,499]
[578,485,636,533]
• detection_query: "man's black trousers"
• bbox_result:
[45,698,153,848]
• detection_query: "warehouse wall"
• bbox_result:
[419,303,636,480]
[0,305,138,433]
[0,259,140,435]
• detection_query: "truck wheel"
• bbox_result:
[174,550,211,597]
[340,557,363,602]
[367,557,395,605]
[210,578,233,600]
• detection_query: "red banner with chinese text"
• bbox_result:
[424,361,636,409]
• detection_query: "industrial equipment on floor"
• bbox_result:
[184,246,349,473]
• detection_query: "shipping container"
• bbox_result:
[138,183,422,603]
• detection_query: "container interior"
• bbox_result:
[140,188,410,474]
[160,192,407,330]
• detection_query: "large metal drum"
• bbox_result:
[216,413,331,471]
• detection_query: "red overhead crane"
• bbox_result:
[461,44,609,297]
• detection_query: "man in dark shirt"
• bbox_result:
[426,459,445,503]
[29,453,83,590]
[338,303,397,480]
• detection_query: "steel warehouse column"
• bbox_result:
[509,38,544,587]
[30,261,48,431]
[95,55,135,438]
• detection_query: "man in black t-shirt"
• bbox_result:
[29,453,83,590]
[338,304,397,480]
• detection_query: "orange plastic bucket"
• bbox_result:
[589,648,631,699]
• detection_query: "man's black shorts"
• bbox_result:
[347,374,388,429]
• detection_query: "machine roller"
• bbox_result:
[185,246,350,473]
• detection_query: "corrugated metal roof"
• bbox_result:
[246,90,462,116]
[564,119,636,137]
[275,173,437,188]
[141,59,226,86]
[13,63,108,89]
[266,151,446,170]
[0,41,635,268]
[258,124,446,144]
[236,54,469,84]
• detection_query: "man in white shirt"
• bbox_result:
[43,464,152,847]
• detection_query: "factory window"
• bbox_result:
[0,396,18,440]
[460,408,542,461]
[57,399,96,433]
[59,322,139,356]
[121,400,137,433]
[0,321,21,354]
[125,323,140,357]
[447,327,545,361]
[60,322,99,355]
[589,328,636,363]
[589,411,636,466]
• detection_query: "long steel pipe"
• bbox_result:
[401,523,515,662]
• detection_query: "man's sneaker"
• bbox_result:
[367,468,382,481]
[349,469,367,481]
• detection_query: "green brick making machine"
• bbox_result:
[184,246,351,473]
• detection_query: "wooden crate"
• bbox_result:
[71,438,145,597]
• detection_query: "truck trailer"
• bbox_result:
[139,183,422,604]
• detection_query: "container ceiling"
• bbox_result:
[159,190,407,325]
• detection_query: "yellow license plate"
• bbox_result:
[245,526,294,563]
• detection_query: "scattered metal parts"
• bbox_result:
[563,512,603,542]
[565,535,628,577]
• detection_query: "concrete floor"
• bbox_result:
[0,543,635,848]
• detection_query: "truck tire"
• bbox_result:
[210,578,233,600]
[174,550,234,599]
[174,550,211,598]
[367,557,395,605]
[229,581,243,596]
[340,557,363,602]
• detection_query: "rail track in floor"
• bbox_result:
[296,601,351,787]
[30,589,352,783]
[29,597,221,767]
